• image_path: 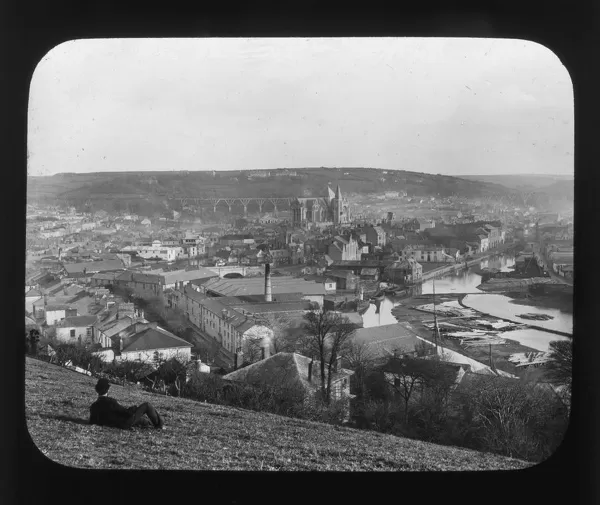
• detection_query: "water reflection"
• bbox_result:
[361,297,401,328]
[421,254,515,295]
[361,254,573,353]
[498,328,569,352]
[462,293,573,335]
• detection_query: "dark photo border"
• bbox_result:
[3,1,596,504]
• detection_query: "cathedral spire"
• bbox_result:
[336,184,342,199]
[327,183,336,201]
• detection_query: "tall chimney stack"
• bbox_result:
[264,263,272,302]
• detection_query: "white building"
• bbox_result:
[93,317,191,365]
[137,240,183,262]
[45,304,77,326]
[55,315,98,345]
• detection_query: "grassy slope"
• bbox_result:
[25,358,530,471]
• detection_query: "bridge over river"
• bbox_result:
[173,197,294,216]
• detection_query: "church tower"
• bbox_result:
[333,185,343,224]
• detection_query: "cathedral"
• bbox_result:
[290,184,351,228]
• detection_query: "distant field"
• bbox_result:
[25,358,529,471]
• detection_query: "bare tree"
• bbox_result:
[255,312,297,354]
[344,340,375,398]
[241,337,263,365]
[300,310,356,403]
[381,357,427,424]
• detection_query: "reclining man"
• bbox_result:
[89,378,164,430]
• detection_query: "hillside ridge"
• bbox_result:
[27,167,519,211]
[25,358,529,471]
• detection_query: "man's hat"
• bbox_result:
[95,378,110,395]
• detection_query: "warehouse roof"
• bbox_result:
[201,277,326,297]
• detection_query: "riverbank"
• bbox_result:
[507,292,573,315]
[458,295,572,337]
[389,293,551,379]
[416,246,516,284]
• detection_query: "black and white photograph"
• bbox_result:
[24,37,574,471]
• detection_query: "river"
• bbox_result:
[361,253,572,352]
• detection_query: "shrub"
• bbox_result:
[52,343,104,374]
[101,359,155,385]
[456,377,568,462]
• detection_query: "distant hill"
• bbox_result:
[458,174,573,190]
[458,174,574,207]
[25,357,529,471]
[27,168,519,214]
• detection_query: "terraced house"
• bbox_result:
[402,245,448,263]
[175,285,273,357]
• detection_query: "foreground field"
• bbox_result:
[25,358,530,471]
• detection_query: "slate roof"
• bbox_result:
[327,270,356,279]
[58,315,98,327]
[453,371,517,398]
[353,323,421,358]
[96,316,136,337]
[201,277,326,297]
[160,268,219,285]
[229,300,312,314]
[196,296,255,332]
[330,260,388,268]
[223,352,353,392]
[221,234,254,240]
[45,304,74,312]
[91,272,119,281]
[121,327,193,353]
[115,271,162,285]
[63,260,125,275]
[26,289,42,298]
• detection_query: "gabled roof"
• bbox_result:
[26,288,42,298]
[122,326,193,353]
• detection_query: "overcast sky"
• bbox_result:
[27,38,573,178]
